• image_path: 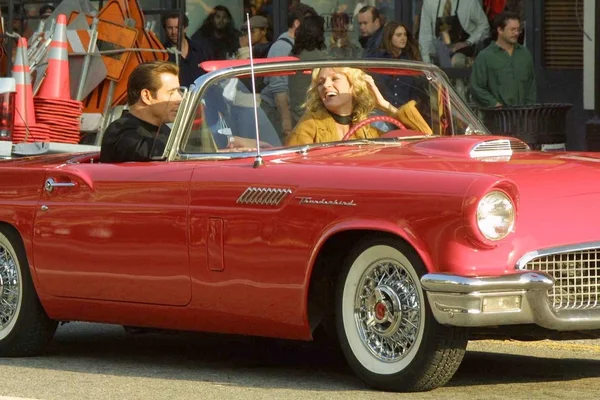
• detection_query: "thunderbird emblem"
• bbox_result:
[297,197,357,207]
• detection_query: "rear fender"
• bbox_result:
[0,168,48,294]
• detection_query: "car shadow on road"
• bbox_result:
[450,349,600,387]
[1,323,600,391]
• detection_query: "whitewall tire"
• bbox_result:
[0,227,57,356]
[335,236,467,392]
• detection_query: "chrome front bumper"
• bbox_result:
[421,271,600,331]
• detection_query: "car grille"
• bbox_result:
[522,249,600,310]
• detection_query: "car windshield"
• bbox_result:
[177,60,488,157]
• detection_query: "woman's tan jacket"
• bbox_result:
[286,100,432,146]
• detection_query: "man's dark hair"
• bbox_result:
[161,12,189,29]
[291,15,325,55]
[492,11,521,40]
[493,11,521,31]
[199,4,234,35]
[358,5,380,23]
[127,61,179,105]
[287,2,318,28]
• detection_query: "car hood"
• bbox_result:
[281,135,600,248]
[280,136,600,197]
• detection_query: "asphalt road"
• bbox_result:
[1,323,600,399]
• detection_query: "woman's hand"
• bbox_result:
[364,74,393,112]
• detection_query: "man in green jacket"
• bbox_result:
[469,11,536,108]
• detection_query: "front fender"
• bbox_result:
[302,218,434,309]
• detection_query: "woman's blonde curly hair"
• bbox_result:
[304,67,377,123]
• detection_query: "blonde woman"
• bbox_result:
[286,67,432,146]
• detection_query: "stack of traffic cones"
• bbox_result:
[34,14,83,144]
[11,37,51,143]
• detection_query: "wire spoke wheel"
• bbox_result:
[355,259,421,363]
[336,238,468,392]
[0,240,22,340]
[0,228,57,356]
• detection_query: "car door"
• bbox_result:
[33,160,195,306]
[185,159,331,335]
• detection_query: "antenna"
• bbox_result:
[245,12,264,168]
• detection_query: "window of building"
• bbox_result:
[543,0,584,69]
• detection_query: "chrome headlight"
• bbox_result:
[476,191,515,241]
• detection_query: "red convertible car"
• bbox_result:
[1,59,599,392]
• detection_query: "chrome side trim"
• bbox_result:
[236,187,293,206]
[515,241,600,270]
[175,139,409,161]
[421,272,600,331]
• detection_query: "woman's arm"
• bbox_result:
[286,113,318,146]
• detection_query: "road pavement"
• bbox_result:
[1,323,600,399]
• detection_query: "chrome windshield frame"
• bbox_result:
[163,58,490,162]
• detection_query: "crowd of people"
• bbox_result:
[97,0,537,162]
[160,1,533,108]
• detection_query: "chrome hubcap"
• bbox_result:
[0,243,20,332]
[354,259,421,363]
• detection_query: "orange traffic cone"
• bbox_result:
[37,14,70,100]
[11,37,36,127]
[11,37,51,142]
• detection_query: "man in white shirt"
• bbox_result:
[418,0,490,65]
[418,0,489,98]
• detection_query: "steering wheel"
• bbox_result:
[342,115,406,141]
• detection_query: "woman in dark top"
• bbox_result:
[371,22,424,108]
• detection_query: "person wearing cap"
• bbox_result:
[237,15,271,59]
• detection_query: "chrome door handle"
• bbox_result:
[44,178,76,192]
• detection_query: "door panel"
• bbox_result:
[187,163,317,333]
[33,162,194,306]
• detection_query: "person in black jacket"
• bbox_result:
[161,12,212,87]
[357,5,384,57]
[100,61,183,163]
[100,61,266,162]
[191,5,240,60]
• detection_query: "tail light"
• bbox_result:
[0,78,16,141]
